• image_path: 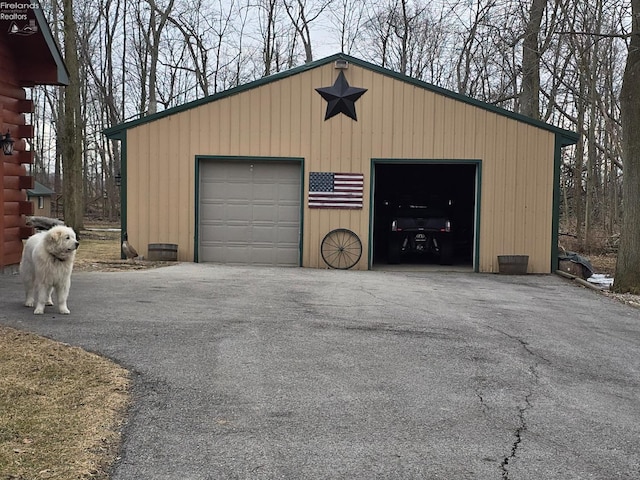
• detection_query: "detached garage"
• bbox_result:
[105,53,577,273]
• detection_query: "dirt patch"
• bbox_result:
[74,258,175,272]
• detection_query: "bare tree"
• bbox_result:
[360,1,395,68]
[329,0,366,55]
[283,0,335,62]
[164,0,215,96]
[521,0,547,119]
[61,0,84,230]
[258,0,280,74]
[132,0,176,116]
[360,0,454,83]
[613,0,640,293]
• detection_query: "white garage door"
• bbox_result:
[199,160,302,266]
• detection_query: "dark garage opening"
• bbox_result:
[372,162,477,267]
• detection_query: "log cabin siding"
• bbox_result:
[0,2,68,271]
[0,39,33,270]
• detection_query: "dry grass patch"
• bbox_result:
[0,326,129,480]
[75,226,172,272]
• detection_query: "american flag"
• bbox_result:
[308,172,364,209]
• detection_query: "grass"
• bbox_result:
[74,226,172,272]
[77,228,121,262]
[0,327,129,480]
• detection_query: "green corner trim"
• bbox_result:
[368,162,375,269]
[111,132,127,259]
[551,136,564,273]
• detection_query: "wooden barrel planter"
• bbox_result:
[497,255,529,274]
[148,243,178,261]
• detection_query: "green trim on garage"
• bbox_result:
[474,164,482,274]
[108,131,128,259]
[551,136,564,273]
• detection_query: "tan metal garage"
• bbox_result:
[104,53,577,273]
[197,158,302,266]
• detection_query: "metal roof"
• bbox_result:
[27,181,55,196]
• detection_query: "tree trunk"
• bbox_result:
[521,0,546,119]
[62,0,84,231]
[574,92,585,246]
[613,0,640,293]
[263,0,277,76]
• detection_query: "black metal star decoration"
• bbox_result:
[316,71,367,121]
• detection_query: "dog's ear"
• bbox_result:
[48,228,63,243]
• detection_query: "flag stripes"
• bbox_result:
[308,172,364,209]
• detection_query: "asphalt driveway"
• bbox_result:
[1,264,640,479]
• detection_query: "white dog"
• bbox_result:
[20,225,80,315]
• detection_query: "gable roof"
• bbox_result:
[104,53,578,146]
[27,181,55,196]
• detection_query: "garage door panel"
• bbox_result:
[278,184,303,200]
[217,245,256,265]
[199,205,220,221]
[225,204,253,222]
[253,224,279,239]
[200,204,248,221]
[201,224,251,242]
[252,184,277,200]
[250,247,276,265]
[277,205,301,219]
[253,184,299,201]
[200,245,295,267]
[199,160,301,266]
[253,205,282,222]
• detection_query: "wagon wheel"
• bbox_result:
[321,228,362,270]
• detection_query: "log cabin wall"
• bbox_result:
[0,40,35,273]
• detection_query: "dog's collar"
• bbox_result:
[51,253,67,262]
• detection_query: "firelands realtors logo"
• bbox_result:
[1,1,39,36]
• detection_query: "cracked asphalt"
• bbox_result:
[1,264,640,479]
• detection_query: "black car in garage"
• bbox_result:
[387,202,454,265]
